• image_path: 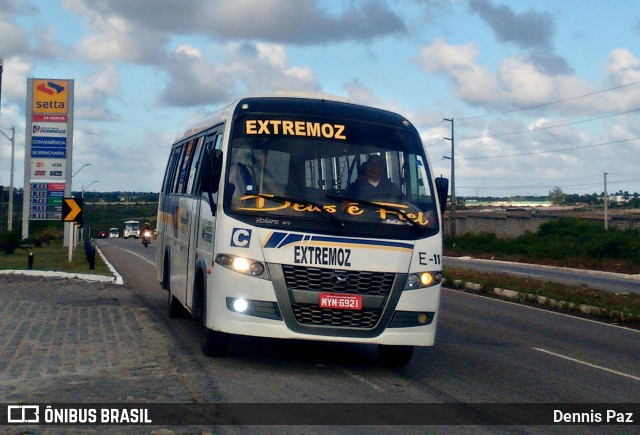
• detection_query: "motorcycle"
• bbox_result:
[142,229,152,247]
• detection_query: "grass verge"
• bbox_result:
[443,267,640,328]
[0,239,112,277]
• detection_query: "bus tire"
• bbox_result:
[168,293,183,318]
[161,253,170,291]
[378,345,414,367]
[201,292,228,357]
[201,327,228,357]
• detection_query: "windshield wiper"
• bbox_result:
[325,193,426,235]
[253,193,345,229]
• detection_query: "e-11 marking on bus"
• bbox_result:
[156,93,448,366]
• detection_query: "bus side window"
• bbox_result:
[191,133,213,196]
[185,136,205,195]
[163,145,182,194]
[196,131,224,209]
[176,139,196,193]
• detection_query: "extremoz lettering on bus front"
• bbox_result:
[245,120,347,140]
[294,246,352,267]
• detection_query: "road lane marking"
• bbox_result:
[533,347,640,382]
[445,288,640,334]
[119,247,156,266]
[334,366,384,392]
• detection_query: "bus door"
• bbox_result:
[170,137,199,304]
[157,145,182,283]
[185,130,222,309]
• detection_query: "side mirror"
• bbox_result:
[200,148,223,194]
[435,177,449,213]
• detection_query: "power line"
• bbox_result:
[457,80,640,121]
[458,107,640,141]
[460,137,640,160]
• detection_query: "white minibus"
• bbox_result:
[124,220,140,239]
[156,93,448,366]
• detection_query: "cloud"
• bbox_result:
[0,18,30,57]
[157,45,236,107]
[468,0,554,49]
[71,9,168,64]
[74,65,122,121]
[416,38,499,106]
[66,0,405,46]
[417,38,640,116]
[468,0,572,75]
[157,42,318,107]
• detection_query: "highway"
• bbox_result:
[95,238,640,430]
[445,256,640,294]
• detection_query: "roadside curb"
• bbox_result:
[0,269,117,283]
[445,278,640,324]
[0,247,124,285]
[96,246,124,284]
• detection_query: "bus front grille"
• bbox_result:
[281,265,396,330]
[282,265,394,296]
[291,304,381,328]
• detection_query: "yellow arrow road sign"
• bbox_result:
[62,198,83,222]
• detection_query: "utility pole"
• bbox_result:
[603,172,608,230]
[0,126,14,231]
[0,57,3,115]
[443,118,456,236]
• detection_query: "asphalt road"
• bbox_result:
[2,238,638,433]
[96,238,640,431]
[444,256,640,294]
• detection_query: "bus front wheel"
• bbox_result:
[378,345,414,367]
[200,292,228,357]
[167,293,183,318]
[201,326,228,357]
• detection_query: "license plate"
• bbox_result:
[319,293,362,310]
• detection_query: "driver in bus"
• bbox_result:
[347,154,404,200]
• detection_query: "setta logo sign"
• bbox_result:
[33,79,69,114]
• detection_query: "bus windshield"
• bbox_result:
[224,114,439,239]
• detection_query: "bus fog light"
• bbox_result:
[418,313,428,324]
[233,299,248,313]
[250,262,265,276]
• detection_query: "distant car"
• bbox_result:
[109,228,119,238]
[97,230,107,239]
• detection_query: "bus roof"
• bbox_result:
[173,92,414,143]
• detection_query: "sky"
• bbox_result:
[1,0,640,198]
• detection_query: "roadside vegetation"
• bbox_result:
[443,267,640,327]
[0,238,111,277]
[444,218,640,327]
[445,218,640,274]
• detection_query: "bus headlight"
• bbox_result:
[215,254,269,279]
[405,271,442,290]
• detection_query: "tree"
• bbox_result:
[548,186,567,205]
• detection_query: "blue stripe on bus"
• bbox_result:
[263,231,412,250]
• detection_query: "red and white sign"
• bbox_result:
[319,293,362,310]
[32,114,68,123]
